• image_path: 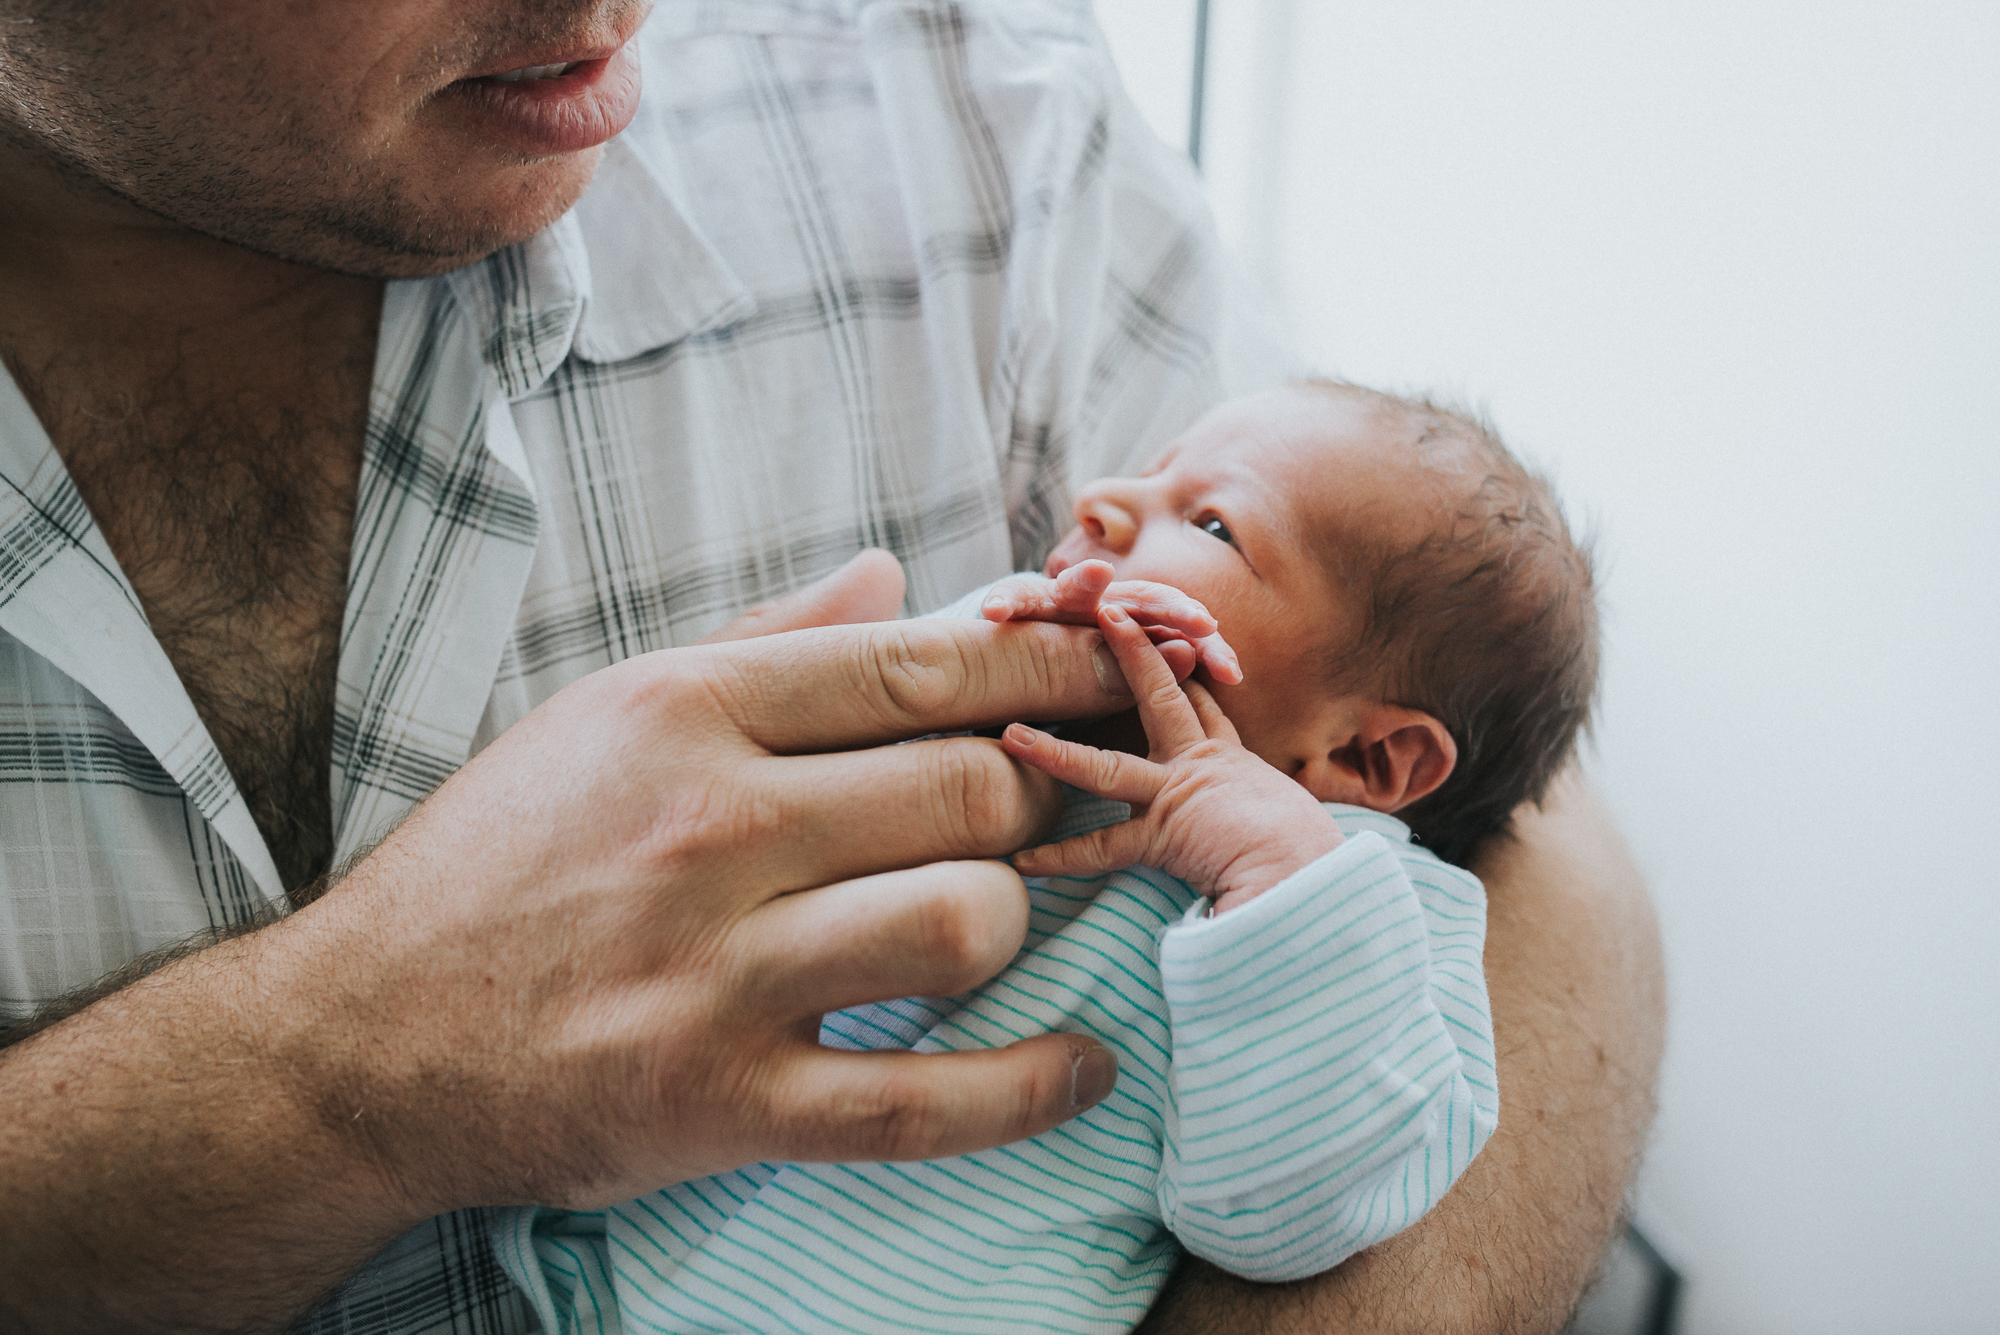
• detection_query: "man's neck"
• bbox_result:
[0,134,386,893]
[0,135,385,380]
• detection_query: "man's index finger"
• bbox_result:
[708,619,1134,755]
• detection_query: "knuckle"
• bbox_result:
[915,865,1026,980]
[865,1076,953,1160]
[1023,630,1068,701]
[931,740,1038,852]
[600,651,707,726]
[638,775,777,880]
[1083,829,1122,864]
[663,644,774,743]
[869,625,978,725]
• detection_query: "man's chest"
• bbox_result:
[11,347,367,893]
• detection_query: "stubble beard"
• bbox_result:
[0,0,618,278]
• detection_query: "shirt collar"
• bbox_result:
[444,136,757,398]
[570,136,758,364]
[0,135,754,903]
[0,374,290,900]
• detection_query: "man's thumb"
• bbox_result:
[698,548,907,644]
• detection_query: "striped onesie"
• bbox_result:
[497,792,1497,1333]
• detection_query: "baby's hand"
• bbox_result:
[1002,603,1342,913]
[981,560,1242,685]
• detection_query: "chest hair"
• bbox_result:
[11,348,368,895]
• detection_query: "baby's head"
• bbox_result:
[1044,381,1597,866]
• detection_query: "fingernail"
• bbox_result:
[1101,604,1129,624]
[1070,1042,1118,1111]
[1003,722,1036,746]
[1092,641,1131,696]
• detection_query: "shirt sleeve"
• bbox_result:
[1155,830,1499,1282]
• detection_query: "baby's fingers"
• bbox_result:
[1102,580,1219,639]
[981,574,1058,623]
[1194,632,1242,685]
[1050,560,1116,610]
[1182,680,1243,745]
[983,562,1116,624]
[1154,637,1198,680]
[1144,627,1241,685]
[1001,724,1163,806]
[1013,819,1152,880]
[1101,606,1206,756]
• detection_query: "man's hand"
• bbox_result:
[0,597,1151,1332]
[982,559,1242,684]
[698,547,909,643]
[1003,604,1340,911]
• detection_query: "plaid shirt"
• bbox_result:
[0,1,1282,1329]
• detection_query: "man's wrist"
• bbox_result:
[248,849,516,1227]
[247,895,443,1223]
[0,910,429,1331]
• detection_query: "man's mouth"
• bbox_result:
[486,62,583,83]
[439,46,642,155]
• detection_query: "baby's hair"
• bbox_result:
[1302,380,1599,868]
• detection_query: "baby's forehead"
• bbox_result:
[1228,391,1469,536]
[1282,383,1471,466]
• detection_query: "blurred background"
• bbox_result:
[1092,2,2000,1332]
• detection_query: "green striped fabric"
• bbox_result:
[498,801,1497,1333]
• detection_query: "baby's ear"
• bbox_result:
[1306,704,1457,812]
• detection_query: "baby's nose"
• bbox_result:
[1073,483,1139,554]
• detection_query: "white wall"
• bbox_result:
[1091,0,1198,164]
[1098,3,2000,1331]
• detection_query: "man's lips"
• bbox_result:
[462,38,626,82]
[438,42,643,156]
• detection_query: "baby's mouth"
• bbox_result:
[1044,536,1103,581]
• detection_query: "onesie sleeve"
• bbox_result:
[1155,829,1499,1282]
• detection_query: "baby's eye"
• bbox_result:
[1199,516,1236,547]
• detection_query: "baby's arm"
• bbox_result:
[1150,831,1498,1281]
[1011,603,1497,1281]
[1004,600,1335,912]
[983,559,1243,685]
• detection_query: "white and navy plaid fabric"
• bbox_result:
[0,1,1283,1330]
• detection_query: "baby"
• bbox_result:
[499,381,1598,1334]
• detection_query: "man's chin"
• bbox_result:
[214,148,607,281]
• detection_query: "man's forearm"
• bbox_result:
[0,913,423,1333]
[1138,771,1666,1334]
